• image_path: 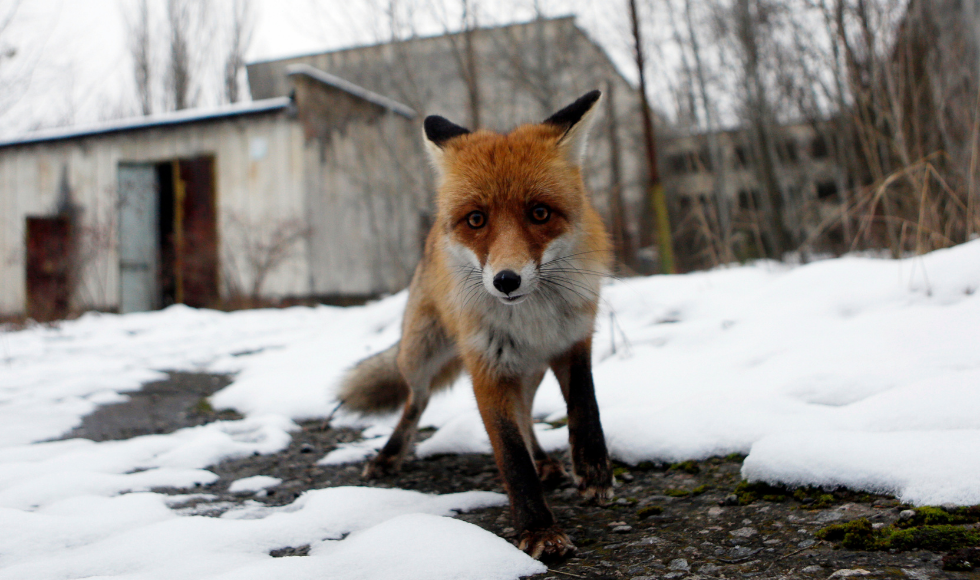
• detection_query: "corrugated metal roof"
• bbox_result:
[0,97,293,149]
[286,64,416,119]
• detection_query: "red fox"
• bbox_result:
[337,91,613,561]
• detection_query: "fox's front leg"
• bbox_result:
[551,339,613,501]
[470,362,575,562]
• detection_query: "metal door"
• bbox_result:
[25,216,72,321]
[118,163,159,313]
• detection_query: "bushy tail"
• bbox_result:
[336,343,409,415]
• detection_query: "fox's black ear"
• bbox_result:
[544,90,602,165]
[424,116,471,149]
[423,115,471,179]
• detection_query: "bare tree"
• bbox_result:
[127,0,153,115]
[427,0,483,128]
[224,0,253,104]
[224,212,312,302]
[166,0,192,110]
[630,0,677,274]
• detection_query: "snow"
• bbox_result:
[228,476,282,493]
[2,241,980,577]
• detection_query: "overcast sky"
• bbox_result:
[0,0,682,139]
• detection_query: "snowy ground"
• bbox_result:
[1,241,979,579]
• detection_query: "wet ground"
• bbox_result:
[67,372,979,579]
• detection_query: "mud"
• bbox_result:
[66,372,978,579]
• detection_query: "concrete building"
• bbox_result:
[1,68,422,319]
[1,17,644,319]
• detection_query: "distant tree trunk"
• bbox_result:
[605,80,635,269]
[167,0,192,110]
[733,0,791,259]
[684,0,732,263]
[128,0,152,115]
[629,0,677,274]
[461,0,481,128]
[224,0,252,104]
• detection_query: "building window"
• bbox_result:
[811,135,829,159]
[667,153,690,175]
[734,145,751,168]
[779,140,799,164]
[738,189,759,210]
[816,181,839,200]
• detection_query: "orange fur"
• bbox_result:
[342,92,613,562]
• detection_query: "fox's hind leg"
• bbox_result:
[521,369,567,488]
[550,338,612,502]
[363,305,460,479]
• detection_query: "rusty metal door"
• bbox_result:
[25,216,72,321]
[176,157,218,308]
[118,163,159,313]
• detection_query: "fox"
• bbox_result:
[336,90,613,562]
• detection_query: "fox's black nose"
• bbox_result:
[493,270,522,295]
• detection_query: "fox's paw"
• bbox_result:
[517,526,576,563]
[536,457,567,489]
[573,460,613,504]
[361,453,401,479]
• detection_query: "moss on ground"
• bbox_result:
[636,505,664,519]
[669,460,700,474]
[664,484,708,498]
[816,514,980,553]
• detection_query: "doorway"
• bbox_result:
[117,156,217,313]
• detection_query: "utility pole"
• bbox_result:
[629,0,676,274]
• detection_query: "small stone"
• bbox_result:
[621,472,634,482]
[630,577,657,580]
[616,498,630,505]
[664,573,685,580]
[501,527,515,537]
[798,539,816,549]
[720,493,739,506]
[815,510,844,523]
[899,509,916,521]
[801,565,823,574]
[707,506,724,517]
[872,522,886,529]
[668,558,689,570]
[599,560,615,568]
[299,443,315,453]
[609,521,628,527]
[612,525,633,533]
[729,546,756,559]
[731,526,757,538]
[699,563,722,575]
[902,569,930,580]
[828,569,871,578]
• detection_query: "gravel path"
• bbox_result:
[66,372,978,579]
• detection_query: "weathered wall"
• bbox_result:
[291,75,427,297]
[0,112,306,315]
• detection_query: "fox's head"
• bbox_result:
[424,91,610,309]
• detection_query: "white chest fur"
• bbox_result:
[466,294,595,373]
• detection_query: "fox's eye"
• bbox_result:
[530,204,551,224]
[467,211,486,229]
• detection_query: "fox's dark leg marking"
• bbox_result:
[364,305,455,479]
[471,366,574,562]
[551,338,612,501]
[521,369,566,488]
[363,389,429,478]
